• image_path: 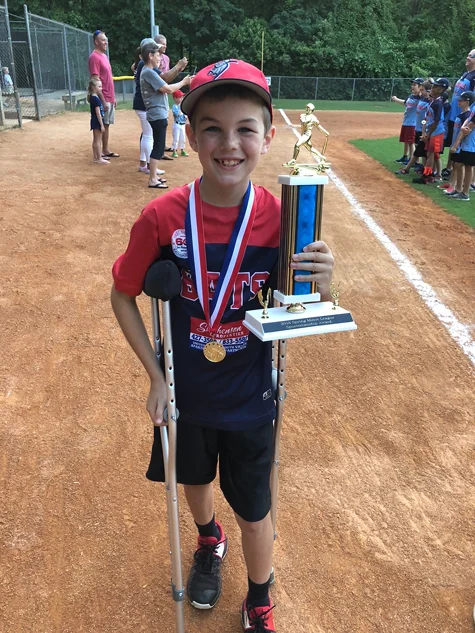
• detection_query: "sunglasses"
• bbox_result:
[467,54,475,59]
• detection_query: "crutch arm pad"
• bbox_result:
[144,260,181,301]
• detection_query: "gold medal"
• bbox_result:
[203,340,226,363]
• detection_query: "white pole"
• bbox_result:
[150,0,155,37]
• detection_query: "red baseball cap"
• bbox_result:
[172,90,185,98]
[181,59,272,121]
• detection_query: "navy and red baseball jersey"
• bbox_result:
[113,184,281,431]
[425,97,445,136]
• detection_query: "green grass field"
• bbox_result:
[78,98,402,114]
[273,99,402,113]
[351,136,475,227]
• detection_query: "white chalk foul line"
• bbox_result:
[279,108,475,367]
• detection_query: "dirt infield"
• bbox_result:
[1,108,474,633]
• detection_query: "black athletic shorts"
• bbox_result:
[146,420,274,523]
[458,150,475,167]
[414,139,427,159]
[450,151,462,164]
[444,120,454,148]
[415,131,422,145]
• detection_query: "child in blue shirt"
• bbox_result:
[171,90,189,157]
[391,78,423,164]
[87,77,108,165]
[448,91,475,201]
[396,80,431,175]
[412,78,449,184]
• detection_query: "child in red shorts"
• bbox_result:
[392,78,423,164]
[413,78,449,184]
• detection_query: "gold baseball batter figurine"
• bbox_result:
[258,287,272,319]
[283,103,331,174]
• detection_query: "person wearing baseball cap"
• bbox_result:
[413,78,449,184]
[111,59,336,633]
[446,91,475,200]
[170,89,189,157]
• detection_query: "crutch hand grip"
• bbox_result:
[163,407,180,423]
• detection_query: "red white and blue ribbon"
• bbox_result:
[185,178,256,334]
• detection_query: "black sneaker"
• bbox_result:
[441,168,451,179]
[413,175,434,184]
[187,520,228,609]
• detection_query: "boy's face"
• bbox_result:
[186,96,275,192]
[430,85,443,99]
[411,82,420,95]
[458,98,469,108]
[174,96,182,105]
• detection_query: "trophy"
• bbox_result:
[243,106,357,342]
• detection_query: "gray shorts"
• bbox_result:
[103,102,115,125]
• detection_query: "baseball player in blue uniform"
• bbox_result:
[448,91,475,200]
[391,78,423,164]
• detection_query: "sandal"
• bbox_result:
[148,181,168,189]
[160,155,174,161]
[102,152,120,158]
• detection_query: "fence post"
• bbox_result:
[62,25,73,108]
[4,0,23,126]
[23,4,40,120]
[122,78,126,102]
[351,78,356,101]
[277,76,281,100]
[314,77,319,100]
[390,78,395,100]
[32,21,43,95]
[0,53,4,125]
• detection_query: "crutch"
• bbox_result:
[269,332,287,585]
[144,260,186,633]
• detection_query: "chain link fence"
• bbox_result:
[267,76,458,101]
[113,75,459,106]
[1,0,93,128]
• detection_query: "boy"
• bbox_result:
[391,78,423,164]
[442,91,473,196]
[111,59,335,633]
[171,90,188,157]
[447,91,475,201]
[413,77,449,185]
[396,80,431,175]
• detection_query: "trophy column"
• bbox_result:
[275,174,326,307]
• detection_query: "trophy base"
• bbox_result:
[243,302,357,342]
